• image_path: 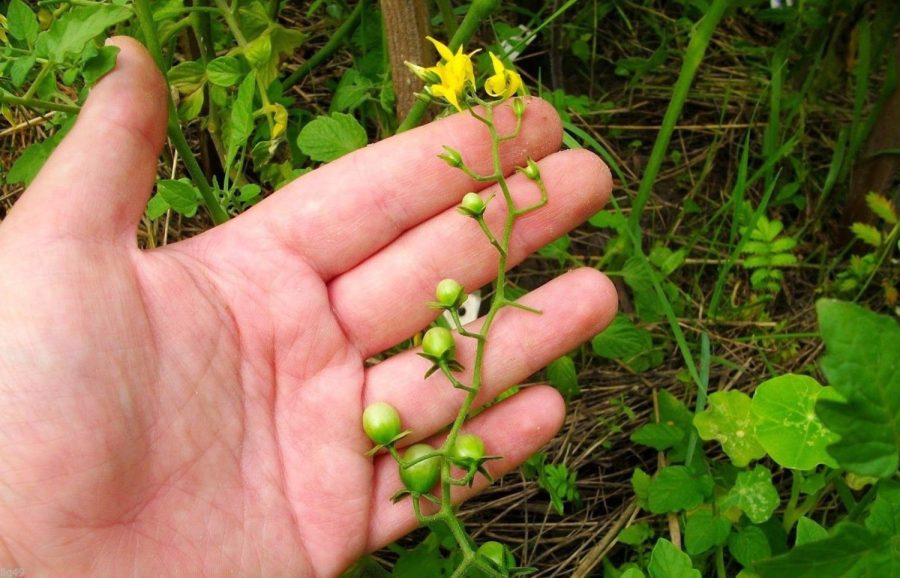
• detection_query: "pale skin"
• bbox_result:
[0,38,616,577]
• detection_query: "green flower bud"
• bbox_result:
[435,278,466,309]
[438,146,464,168]
[404,61,441,85]
[458,192,486,217]
[521,158,540,180]
[422,326,455,360]
[513,97,525,119]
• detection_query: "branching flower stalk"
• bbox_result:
[361,39,546,578]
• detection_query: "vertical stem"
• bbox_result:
[133,0,229,224]
[435,0,458,38]
[627,0,729,234]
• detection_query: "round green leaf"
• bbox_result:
[751,374,839,470]
[685,510,732,555]
[694,390,765,468]
[720,465,780,524]
[728,525,772,568]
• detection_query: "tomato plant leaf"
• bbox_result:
[157,179,199,217]
[648,539,701,578]
[815,299,900,478]
[7,0,38,45]
[720,466,780,524]
[82,44,120,86]
[207,56,246,87]
[297,112,368,163]
[694,390,765,468]
[36,5,132,62]
[751,374,839,470]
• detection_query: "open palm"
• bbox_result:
[0,39,615,577]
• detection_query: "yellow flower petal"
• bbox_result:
[426,36,455,63]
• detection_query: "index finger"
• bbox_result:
[212,98,563,279]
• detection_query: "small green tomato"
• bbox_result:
[477,541,516,571]
[435,278,466,309]
[458,192,486,217]
[400,443,441,493]
[362,402,402,445]
[422,326,455,360]
[449,433,486,465]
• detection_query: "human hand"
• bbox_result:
[0,38,615,577]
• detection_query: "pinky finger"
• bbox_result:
[365,385,566,551]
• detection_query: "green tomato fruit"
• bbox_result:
[400,443,441,493]
[436,278,466,308]
[450,433,485,465]
[362,402,401,445]
[477,541,516,570]
[458,192,487,217]
[422,326,455,359]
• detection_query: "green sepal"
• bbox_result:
[364,430,412,457]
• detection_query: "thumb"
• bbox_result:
[7,36,168,242]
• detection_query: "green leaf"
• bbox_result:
[866,192,898,225]
[631,423,684,451]
[866,479,900,537]
[754,524,898,578]
[815,299,900,478]
[157,179,199,217]
[36,5,132,62]
[622,569,647,578]
[7,128,68,185]
[850,223,882,247]
[7,0,38,45]
[168,60,206,94]
[547,355,580,399]
[751,374,839,470]
[588,210,627,230]
[591,314,652,359]
[332,68,374,112]
[632,468,651,509]
[729,525,771,568]
[297,112,368,163]
[81,44,120,85]
[694,390,766,468]
[720,466,780,524]
[618,523,653,546]
[177,88,204,122]
[685,510,732,555]
[145,193,170,220]
[227,72,257,166]
[9,54,36,88]
[647,466,713,514]
[795,517,828,546]
[206,56,246,87]
[648,539,701,578]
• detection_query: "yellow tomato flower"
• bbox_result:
[484,52,522,101]
[425,36,477,111]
